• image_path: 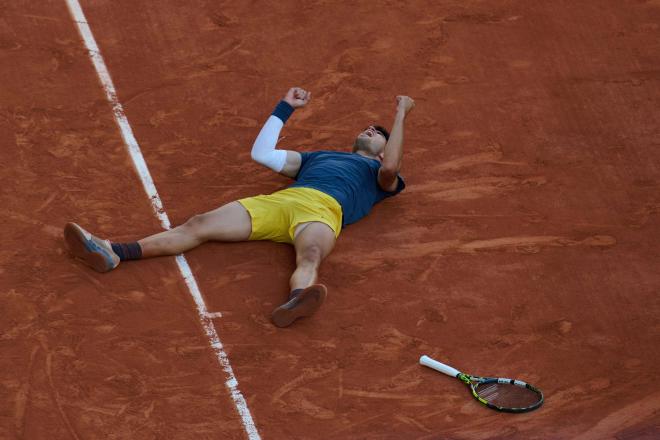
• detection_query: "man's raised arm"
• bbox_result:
[251,87,309,179]
[378,95,415,191]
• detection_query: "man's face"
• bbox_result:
[353,125,387,156]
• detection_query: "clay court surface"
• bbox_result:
[2,0,660,438]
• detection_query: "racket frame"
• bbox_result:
[420,355,544,413]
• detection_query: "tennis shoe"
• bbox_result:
[271,284,327,328]
[64,222,120,273]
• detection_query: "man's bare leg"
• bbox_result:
[271,221,336,327]
[139,202,252,257]
[289,221,336,290]
[65,201,252,271]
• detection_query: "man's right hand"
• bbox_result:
[396,95,415,116]
[283,87,311,109]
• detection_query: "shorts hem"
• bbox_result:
[290,219,340,241]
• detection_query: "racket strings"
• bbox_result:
[475,382,541,409]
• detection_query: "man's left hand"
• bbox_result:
[396,95,415,115]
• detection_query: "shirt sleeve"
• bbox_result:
[294,151,317,180]
[372,159,405,197]
[299,151,313,166]
[384,175,406,196]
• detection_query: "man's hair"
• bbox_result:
[374,125,390,141]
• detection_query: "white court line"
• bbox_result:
[64,1,260,438]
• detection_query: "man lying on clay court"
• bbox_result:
[64,87,414,327]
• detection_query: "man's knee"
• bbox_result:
[182,213,210,238]
[180,203,252,242]
[297,244,323,267]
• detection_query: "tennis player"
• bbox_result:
[64,87,413,327]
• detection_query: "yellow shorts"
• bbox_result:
[237,187,343,244]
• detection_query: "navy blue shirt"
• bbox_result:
[288,151,405,227]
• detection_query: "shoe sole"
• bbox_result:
[64,222,115,273]
[271,284,327,328]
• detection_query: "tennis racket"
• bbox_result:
[419,355,544,413]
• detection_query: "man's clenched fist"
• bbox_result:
[396,95,415,115]
[284,87,311,109]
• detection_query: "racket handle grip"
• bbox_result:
[419,355,461,377]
